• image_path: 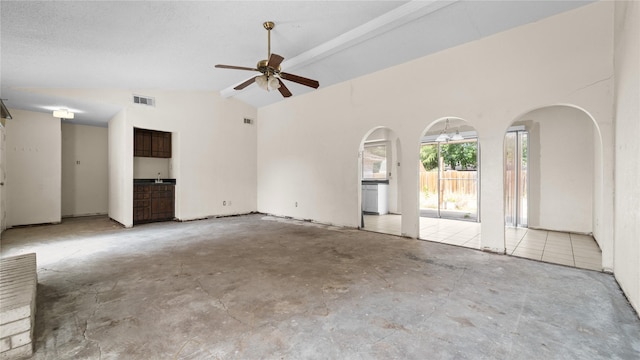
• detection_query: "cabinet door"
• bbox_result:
[133,184,152,223]
[151,185,175,220]
[151,132,172,158]
[134,129,152,157]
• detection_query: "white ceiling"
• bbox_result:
[1,0,594,127]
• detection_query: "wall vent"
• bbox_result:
[243,118,253,125]
[133,95,155,107]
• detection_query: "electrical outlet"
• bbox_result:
[223,200,226,206]
[295,202,298,207]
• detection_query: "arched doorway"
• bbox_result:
[418,118,481,248]
[503,105,603,271]
[358,127,401,236]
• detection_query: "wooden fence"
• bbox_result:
[420,169,478,196]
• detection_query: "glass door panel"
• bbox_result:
[504,131,528,227]
[420,140,478,221]
[518,133,528,227]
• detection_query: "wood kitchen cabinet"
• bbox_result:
[134,129,152,157]
[151,131,171,158]
[133,184,174,224]
[134,128,171,158]
[133,184,152,223]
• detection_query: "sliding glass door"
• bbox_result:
[504,131,528,227]
[419,139,479,221]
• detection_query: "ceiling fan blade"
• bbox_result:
[234,76,259,90]
[215,64,258,72]
[267,53,285,69]
[280,72,320,89]
[277,79,292,98]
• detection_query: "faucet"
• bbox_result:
[156,172,162,183]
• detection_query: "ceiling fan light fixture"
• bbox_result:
[256,75,281,92]
[256,75,268,90]
[451,129,464,141]
[435,133,450,142]
[268,76,281,90]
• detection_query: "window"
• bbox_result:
[362,144,387,180]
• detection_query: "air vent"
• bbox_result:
[133,95,155,107]
[243,118,253,125]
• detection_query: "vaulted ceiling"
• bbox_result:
[1,0,593,126]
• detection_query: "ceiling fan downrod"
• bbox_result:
[264,21,274,60]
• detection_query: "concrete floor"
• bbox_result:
[1,214,639,359]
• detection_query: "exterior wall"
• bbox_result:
[613,0,640,314]
[5,109,61,227]
[257,2,614,259]
[61,123,108,217]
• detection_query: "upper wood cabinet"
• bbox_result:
[134,128,171,158]
[152,131,171,158]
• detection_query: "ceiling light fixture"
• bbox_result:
[451,129,464,141]
[435,119,464,142]
[255,74,281,92]
[53,109,74,119]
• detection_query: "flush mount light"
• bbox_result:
[53,109,74,119]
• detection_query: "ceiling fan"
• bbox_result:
[215,21,320,98]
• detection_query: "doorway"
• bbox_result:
[419,139,479,222]
[504,129,528,228]
[359,127,401,236]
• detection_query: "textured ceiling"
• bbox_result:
[1,0,593,126]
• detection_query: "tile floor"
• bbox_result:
[363,214,602,271]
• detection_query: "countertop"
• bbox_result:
[362,179,389,185]
[134,178,177,184]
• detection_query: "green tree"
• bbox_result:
[420,142,478,171]
[420,144,438,171]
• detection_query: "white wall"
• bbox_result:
[613,0,639,314]
[518,107,594,234]
[108,110,130,226]
[5,109,61,227]
[133,157,170,179]
[61,123,108,217]
[102,90,256,226]
[257,1,614,258]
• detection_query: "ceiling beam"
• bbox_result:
[219,0,459,99]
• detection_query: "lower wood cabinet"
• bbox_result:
[134,184,174,224]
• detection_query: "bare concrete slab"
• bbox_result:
[1,214,639,359]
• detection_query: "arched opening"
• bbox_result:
[503,105,603,271]
[418,118,481,249]
[358,127,401,236]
